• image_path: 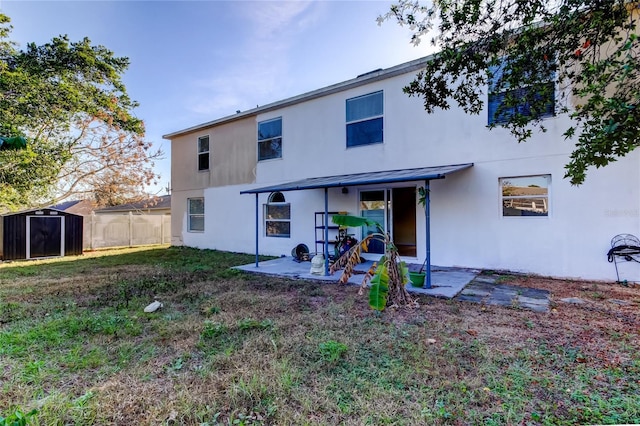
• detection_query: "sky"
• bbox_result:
[0,0,432,196]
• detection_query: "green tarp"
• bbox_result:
[0,136,27,150]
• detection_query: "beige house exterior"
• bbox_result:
[169,116,257,245]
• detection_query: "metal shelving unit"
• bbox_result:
[314,211,342,256]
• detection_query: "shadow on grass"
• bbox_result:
[0,245,272,279]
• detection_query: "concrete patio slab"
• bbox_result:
[234,257,480,299]
[235,258,551,310]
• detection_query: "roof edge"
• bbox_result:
[163,54,434,140]
[239,163,474,194]
[1,207,82,217]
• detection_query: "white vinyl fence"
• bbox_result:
[83,213,171,250]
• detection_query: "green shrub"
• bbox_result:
[319,340,348,363]
[0,407,37,426]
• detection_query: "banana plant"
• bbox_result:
[330,215,416,311]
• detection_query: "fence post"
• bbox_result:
[90,212,95,250]
[129,211,133,247]
[160,215,165,245]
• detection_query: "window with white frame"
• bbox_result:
[197,136,210,171]
[264,192,290,237]
[488,58,555,125]
[188,197,205,231]
[258,117,282,161]
[346,91,383,147]
[500,175,550,216]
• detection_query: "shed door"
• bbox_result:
[28,216,63,258]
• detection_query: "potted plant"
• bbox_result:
[408,259,427,287]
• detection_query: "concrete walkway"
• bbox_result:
[234,257,479,299]
[456,275,551,312]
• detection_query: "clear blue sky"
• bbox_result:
[1,0,430,195]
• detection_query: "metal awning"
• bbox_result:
[241,162,474,287]
[240,163,474,194]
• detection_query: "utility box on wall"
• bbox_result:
[0,208,83,260]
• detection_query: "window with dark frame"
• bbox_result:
[258,117,282,161]
[500,175,550,217]
[346,91,383,148]
[197,136,210,171]
[264,192,290,237]
[488,59,555,125]
[188,197,205,231]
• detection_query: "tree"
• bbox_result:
[92,168,152,207]
[380,0,639,185]
[0,13,162,211]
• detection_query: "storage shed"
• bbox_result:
[0,208,83,260]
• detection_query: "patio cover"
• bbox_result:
[241,162,474,287]
[240,163,473,194]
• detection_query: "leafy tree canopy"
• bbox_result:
[380,0,639,184]
[0,13,162,211]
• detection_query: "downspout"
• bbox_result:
[424,180,432,289]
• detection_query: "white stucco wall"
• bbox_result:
[178,65,640,282]
[181,183,357,257]
[424,154,640,281]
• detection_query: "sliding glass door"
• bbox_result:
[359,187,416,257]
[360,190,387,254]
[391,187,417,257]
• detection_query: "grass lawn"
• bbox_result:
[1,246,639,425]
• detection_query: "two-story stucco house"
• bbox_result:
[164,55,639,283]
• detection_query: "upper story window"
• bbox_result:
[488,59,555,125]
[500,175,550,217]
[198,136,210,171]
[258,117,282,161]
[264,191,290,237]
[188,197,205,231]
[346,91,383,148]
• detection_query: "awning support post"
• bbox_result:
[255,193,259,268]
[424,180,432,289]
[324,187,329,276]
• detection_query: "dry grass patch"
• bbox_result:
[1,247,639,425]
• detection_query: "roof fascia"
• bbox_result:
[2,207,78,216]
[162,55,433,140]
[239,163,473,194]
